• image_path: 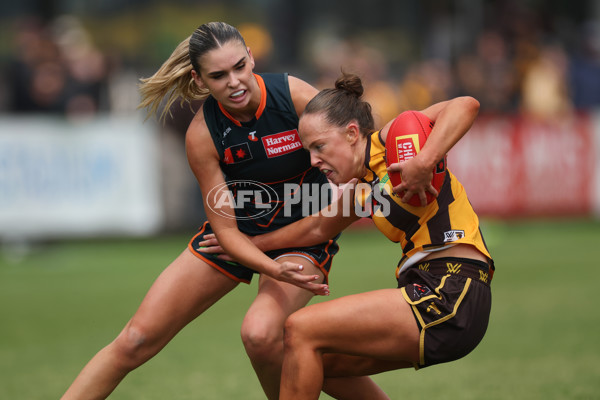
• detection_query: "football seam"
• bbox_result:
[410,110,427,137]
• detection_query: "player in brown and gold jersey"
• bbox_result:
[198,72,494,399]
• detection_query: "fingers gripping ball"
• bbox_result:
[385,111,447,206]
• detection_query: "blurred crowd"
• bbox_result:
[305,4,600,126]
[4,16,111,118]
[1,2,599,126]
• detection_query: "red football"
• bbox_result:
[384,110,447,206]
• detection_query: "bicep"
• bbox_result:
[288,75,319,116]
[185,119,237,231]
[419,97,480,123]
[418,100,450,122]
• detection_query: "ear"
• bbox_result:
[191,70,206,89]
[345,121,361,144]
[247,47,256,69]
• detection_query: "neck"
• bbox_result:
[228,108,257,123]
[354,136,369,178]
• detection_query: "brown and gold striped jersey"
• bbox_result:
[355,131,492,276]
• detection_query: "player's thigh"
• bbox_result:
[287,288,419,362]
[243,255,323,331]
[129,248,239,341]
[323,353,413,378]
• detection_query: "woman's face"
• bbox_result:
[193,40,257,112]
[299,113,363,185]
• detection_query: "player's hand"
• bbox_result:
[387,157,437,206]
[196,233,235,261]
[197,236,329,295]
[276,261,330,296]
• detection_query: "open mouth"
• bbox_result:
[230,89,246,99]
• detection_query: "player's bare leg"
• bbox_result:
[241,255,322,400]
[241,256,387,400]
[61,249,239,400]
[279,289,420,400]
[322,376,390,400]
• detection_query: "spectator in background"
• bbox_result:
[454,31,518,114]
[521,43,573,120]
[6,16,109,119]
[398,59,454,112]
[8,18,67,113]
[569,21,600,110]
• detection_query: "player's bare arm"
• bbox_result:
[198,182,360,255]
[288,75,319,116]
[386,97,480,204]
[186,113,329,295]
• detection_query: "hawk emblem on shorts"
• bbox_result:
[413,284,431,299]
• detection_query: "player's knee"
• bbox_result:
[282,311,311,350]
[241,318,282,360]
[111,324,156,370]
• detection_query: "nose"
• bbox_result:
[309,152,321,168]
[227,72,240,87]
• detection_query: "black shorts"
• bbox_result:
[398,257,492,369]
[189,222,339,284]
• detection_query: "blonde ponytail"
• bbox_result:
[138,36,210,122]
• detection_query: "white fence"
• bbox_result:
[0,115,162,240]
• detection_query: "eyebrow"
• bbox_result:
[206,56,247,77]
[304,138,319,150]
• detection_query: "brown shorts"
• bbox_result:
[398,257,492,369]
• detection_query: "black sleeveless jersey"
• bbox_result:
[203,73,331,235]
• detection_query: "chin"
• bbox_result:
[330,176,351,186]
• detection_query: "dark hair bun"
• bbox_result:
[334,73,364,98]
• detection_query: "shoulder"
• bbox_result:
[378,117,395,144]
[186,106,218,161]
[287,75,319,117]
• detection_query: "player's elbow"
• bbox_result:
[460,96,480,116]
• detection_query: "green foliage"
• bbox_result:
[1,219,599,399]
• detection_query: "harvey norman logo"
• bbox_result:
[262,130,303,158]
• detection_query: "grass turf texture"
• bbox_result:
[1,218,599,399]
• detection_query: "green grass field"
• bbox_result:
[1,218,600,399]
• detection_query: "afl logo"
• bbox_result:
[206,180,279,220]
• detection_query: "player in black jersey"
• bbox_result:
[61,23,386,400]
[201,73,494,399]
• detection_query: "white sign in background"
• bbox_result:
[0,116,162,240]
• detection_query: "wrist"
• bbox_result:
[251,234,267,251]
[416,149,439,171]
[262,259,280,279]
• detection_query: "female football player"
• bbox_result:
[201,73,494,399]
[60,23,387,400]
